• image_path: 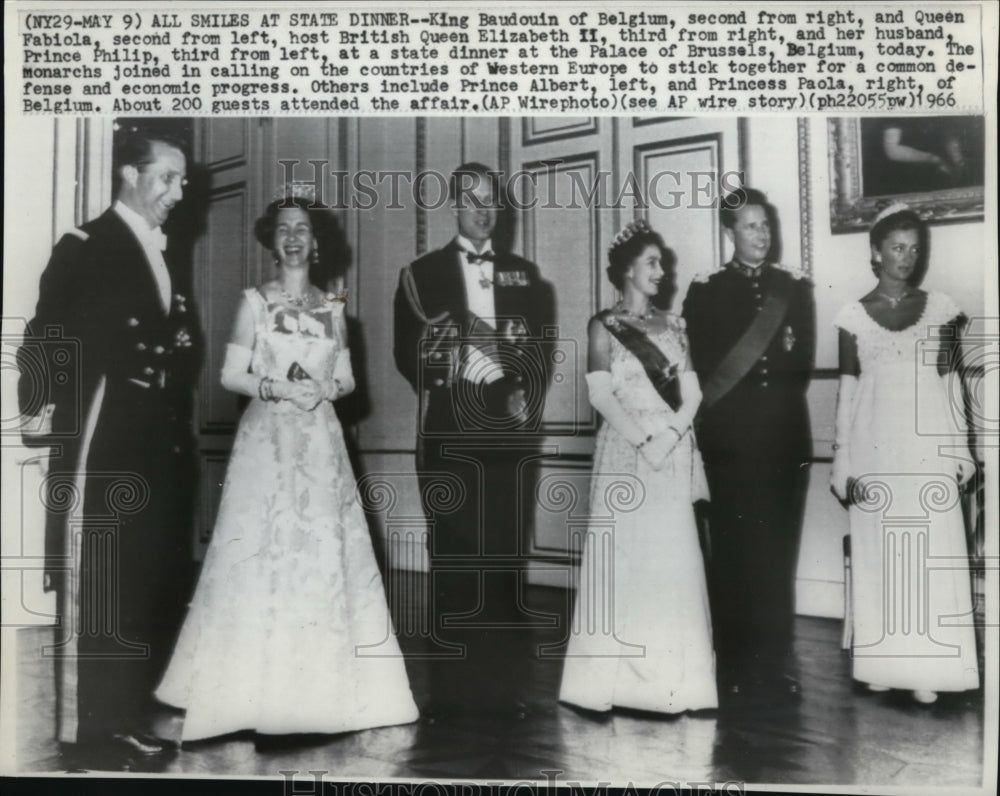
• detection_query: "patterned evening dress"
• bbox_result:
[157,288,418,740]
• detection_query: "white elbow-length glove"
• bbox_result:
[322,348,356,401]
[220,343,298,402]
[587,370,670,470]
[830,376,857,502]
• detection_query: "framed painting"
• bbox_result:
[828,116,984,232]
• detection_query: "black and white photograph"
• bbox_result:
[830,116,987,231]
[2,3,997,796]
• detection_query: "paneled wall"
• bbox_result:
[14,116,984,623]
[188,116,744,586]
[194,115,881,607]
[506,117,741,587]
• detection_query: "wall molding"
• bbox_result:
[415,118,428,256]
[798,118,815,277]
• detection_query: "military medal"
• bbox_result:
[783,324,796,352]
[465,250,495,289]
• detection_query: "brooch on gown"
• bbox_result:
[273,308,333,338]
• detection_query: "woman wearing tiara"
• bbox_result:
[156,196,418,740]
[559,220,717,715]
[831,204,979,704]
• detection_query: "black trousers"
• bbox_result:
[417,437,534,712]
[71,391,194,743]
[702,450,808,683]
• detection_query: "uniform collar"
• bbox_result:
[727,259,769,278]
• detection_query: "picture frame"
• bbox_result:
[827,116,985,232]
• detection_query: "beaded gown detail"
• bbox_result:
[156,289,418,740]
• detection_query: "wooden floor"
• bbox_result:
[10,575,986,790]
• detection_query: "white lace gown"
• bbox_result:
[559,315,718,714]
[835,292,979,692]
[156,289,418,740]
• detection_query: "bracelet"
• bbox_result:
[636,434,653,450]
[258,376,276,402]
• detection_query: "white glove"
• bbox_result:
[586,370,648,447]
[670,370,702,434]
[22,403,55,439]
[289,380,323,411]
[956,450,976,486]
[220,343,259,397]
[322,348,356,401]
[220,343,299,404]
[830,375,858,503]
[831,448,852,501]
[639,429,681,471]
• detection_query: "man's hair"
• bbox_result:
[114,128,187,171]
[448,162,500,205]
[719,186,769,229]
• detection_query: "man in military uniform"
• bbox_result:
[393,163,553,718]
[682,187,814,699]
[19,130,199,758]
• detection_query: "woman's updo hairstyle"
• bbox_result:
[607,219,670,291]
[869,203,927,280]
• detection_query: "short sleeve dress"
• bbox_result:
[834,292,978,692]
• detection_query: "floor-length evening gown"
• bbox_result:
[559,315,717,714]
[156,288,418,740]
[835,291,979,692]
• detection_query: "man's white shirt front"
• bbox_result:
[114,200,171,313]
[456,235,503,384]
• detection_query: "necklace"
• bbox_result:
[279,286,313,308]
[877,290,910,309]
[616,301,653,330]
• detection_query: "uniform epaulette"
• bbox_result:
[691,266,722,284]
[66,227,90,242]
[771,262,809,281]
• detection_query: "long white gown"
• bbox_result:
[835,291,979,692]
[559,315,718,714]
[156,288,418,740]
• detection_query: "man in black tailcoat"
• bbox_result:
[682,187,814,700]
[18,130,199,758]
[393,163,553,718]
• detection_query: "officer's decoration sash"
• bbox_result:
[700,275,793,410]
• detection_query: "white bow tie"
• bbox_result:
[149,228,168,252]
